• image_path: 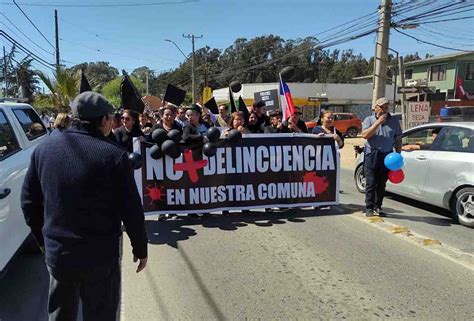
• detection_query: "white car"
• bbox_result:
[0,102,48,274]
[354,122,474,228]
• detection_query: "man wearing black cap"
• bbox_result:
[253,101,270,132]
[21,92,148,321]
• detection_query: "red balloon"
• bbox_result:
[388,169,405,184]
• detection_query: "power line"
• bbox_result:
[406,15,474,25]
[395,0,467,23]
[393,27,474,52]
[0,12,55,56]
[12,0,55,50]
[0,31,55,70]
[1,0,198,7]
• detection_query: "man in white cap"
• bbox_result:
[361,97,402,217]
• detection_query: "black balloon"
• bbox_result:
[150,144,163,159]
[230,81,242,93]
[226,129,242,143]
[280,66,295,81]
[203,142,217,157]
[161,140,181,159]
[206,127,220,143]
[151,128,168,144]
[167,129,182,143]
[128,152,143,169]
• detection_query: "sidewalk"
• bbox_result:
[339,136,364,169]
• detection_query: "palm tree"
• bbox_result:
[36,67,79,111]
[16,57,39,99]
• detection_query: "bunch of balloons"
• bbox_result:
[147,127,243,160]
[150,128,182,160]
[384,152,405,184]
[203,127,243,157]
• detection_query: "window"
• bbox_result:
[335,114,351,121]
[466,63,474,81]
[434,127,473,153]
[402,127,441,150]
[0,111,21,160]
[405,69,413,80]
[430,64,447,81]
[12,108,47,141]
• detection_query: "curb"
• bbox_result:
[346,208,474,272]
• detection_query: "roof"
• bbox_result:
[405,51,474,66]
[411,122,474,130]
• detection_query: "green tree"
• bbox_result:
[0,46,39,100]
[69,61,119,90]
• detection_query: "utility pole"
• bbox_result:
[372,0,392,106]
[398,55,407,130]
[183,34,203,103]
[3,46,8,97]
[146,71,149,95]
[54,10,60,71]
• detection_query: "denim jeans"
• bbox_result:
[47,260,120,321]
[364,150,390,210]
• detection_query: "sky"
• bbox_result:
[0,0,473,77]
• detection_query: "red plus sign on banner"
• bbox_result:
[173,149,208,183]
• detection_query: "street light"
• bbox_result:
[164,39,188,60]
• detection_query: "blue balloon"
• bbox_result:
[384,152,404,170]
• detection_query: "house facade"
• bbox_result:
[400,52,474,100]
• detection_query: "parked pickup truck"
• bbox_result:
[0,102,48,274]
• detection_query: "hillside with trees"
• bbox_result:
[1,35,431,108]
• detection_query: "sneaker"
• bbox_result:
[375,207,386,217]
[365,209,375,217]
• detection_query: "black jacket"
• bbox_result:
[21,126,148,268]
[264,124,290,133]
[114,126,144,153]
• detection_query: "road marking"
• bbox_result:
[388,226,410,234]
[422,239,442,246]
[368,217,384,223]
[346,209,474,272]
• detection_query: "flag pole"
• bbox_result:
[279,73,288,122]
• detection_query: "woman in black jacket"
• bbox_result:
[114,109,144,152]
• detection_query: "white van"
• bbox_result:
[0,103,48,274]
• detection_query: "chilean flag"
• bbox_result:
[456,76,467,100]
[279,76,296,121]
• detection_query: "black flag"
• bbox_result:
[163,84,186,106]
[229,88,237,114]
[120,75,145,113]
[238,95,249,121]
[204,97,219,114]
[79,71,92,93]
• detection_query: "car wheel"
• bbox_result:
[454,187,474,228]
[354,164,366,194]
[346,127,358,138]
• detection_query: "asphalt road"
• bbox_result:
[1,168,473,321]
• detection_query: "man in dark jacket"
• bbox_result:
[264,110,290,133]
[21,92,148,321]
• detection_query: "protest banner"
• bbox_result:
[407,101,431,128]
[254,89,280,111]
[134,134,339,214]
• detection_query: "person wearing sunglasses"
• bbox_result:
[284,106,308,133]
[114,109,145,153]
[312,111,344,149]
